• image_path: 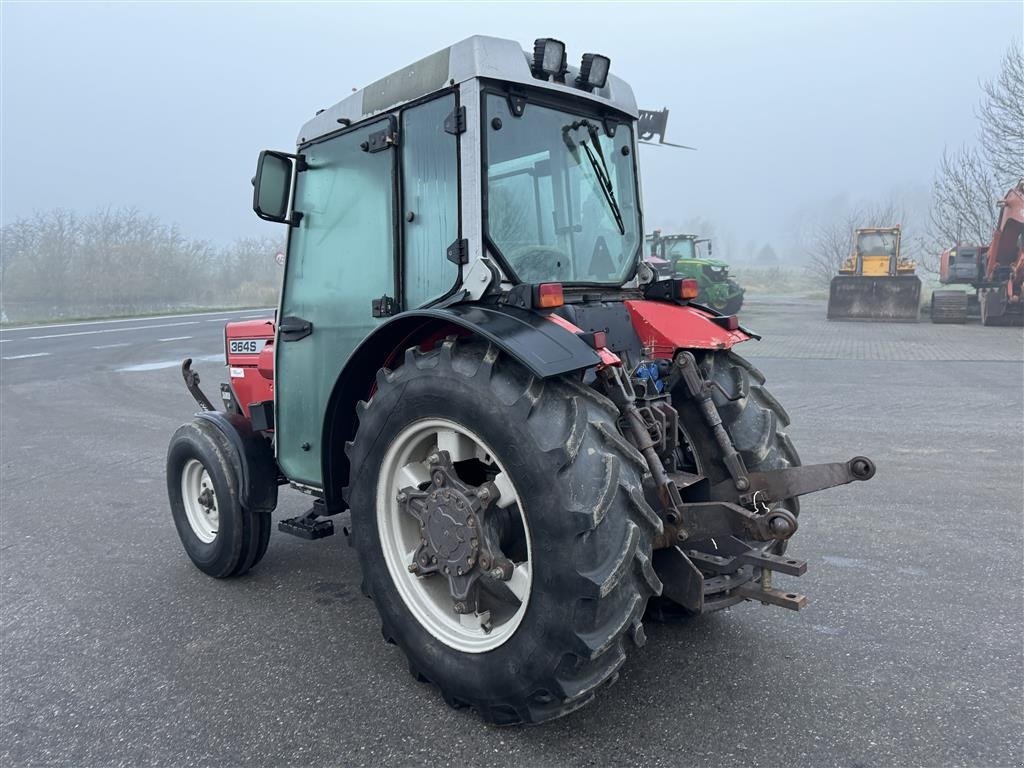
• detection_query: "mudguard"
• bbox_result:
[398,304,604,377]
[193,410,279,511]
[319,303,603,508]
[623,299,752,356]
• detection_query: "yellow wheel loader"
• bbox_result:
[827,226,921,321]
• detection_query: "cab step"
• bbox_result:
[277,499,336,540]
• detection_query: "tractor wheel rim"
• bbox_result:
[377,418,533,653]
[181,459,219,544]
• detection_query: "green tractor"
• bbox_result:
[645,231,745,314]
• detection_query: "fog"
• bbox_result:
[2,1,1020,258]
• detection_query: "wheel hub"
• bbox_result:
[399,451,508,611]
[197,488,216,511]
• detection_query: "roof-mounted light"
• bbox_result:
[532,38,567,82]
[576,53,610,92]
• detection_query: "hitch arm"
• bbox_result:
[706,457,876,506]
[181,358,216,412]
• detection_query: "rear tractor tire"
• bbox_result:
[167,419,272,578]
[345,340,663,724]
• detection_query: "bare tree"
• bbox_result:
[979,42,1024,188]
[927,146,999,256]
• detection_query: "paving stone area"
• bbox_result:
[738,296,1023,361]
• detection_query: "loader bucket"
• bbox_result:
[827,275,921,322]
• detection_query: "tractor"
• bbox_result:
[645,231,745,314]
[827,226,921,321]
[167,36,876,725]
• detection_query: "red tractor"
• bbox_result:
[167,36,875,724]
[932,181,1024,326]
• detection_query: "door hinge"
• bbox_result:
[372,295,397,317]
[278,315,313,341]
[444,105,466,135]
[295,154,309,172]
[363,127,397,153]
[446,238,469,265]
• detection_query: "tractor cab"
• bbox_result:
[250,36,648,487]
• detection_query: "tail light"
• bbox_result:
[536,283,564,308]
[679,279,700,299]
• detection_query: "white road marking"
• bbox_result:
[0,307,274,334]
[21,321,200,341]
[2,352,51,360]
[158,336,193,342]
[205,318,230,322]
[117,353,222,373]
[92,343,132,349]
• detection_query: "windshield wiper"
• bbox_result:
[563,120,626,235]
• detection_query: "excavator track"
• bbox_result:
[930,290,969,324]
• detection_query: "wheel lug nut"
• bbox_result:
[396,491,408,503]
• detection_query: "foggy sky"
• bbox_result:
[2,1,1021,257]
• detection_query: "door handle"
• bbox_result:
[278,315,313,342]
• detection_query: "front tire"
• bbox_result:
[167,419,271,578]
[345,340,662,724]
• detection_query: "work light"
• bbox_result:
[576,53,610,91]
[532,38,567,81]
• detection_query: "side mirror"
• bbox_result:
[253,150,299,225]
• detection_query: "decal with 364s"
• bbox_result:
[229,338,262,355]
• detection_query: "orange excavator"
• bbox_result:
[980,181,1024,326]
[931,181,1024,326]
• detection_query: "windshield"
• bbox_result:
[484,93,641,285]
[858,232,897,257]
[666,239,696,261]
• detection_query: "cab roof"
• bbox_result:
[297,35,639,145]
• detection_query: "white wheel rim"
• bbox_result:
[181,458,219,544]
[377,418,533,653]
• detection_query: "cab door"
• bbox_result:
[274,119,397,487]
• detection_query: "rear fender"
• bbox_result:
[623,299,751,356]
[320,304,603,509]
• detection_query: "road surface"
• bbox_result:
[1,301,1021,766]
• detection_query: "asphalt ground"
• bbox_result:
[1,299,1021,767]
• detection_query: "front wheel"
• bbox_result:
[345,340,662,724]
[708,283,744,315]
[167,419,271,578]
